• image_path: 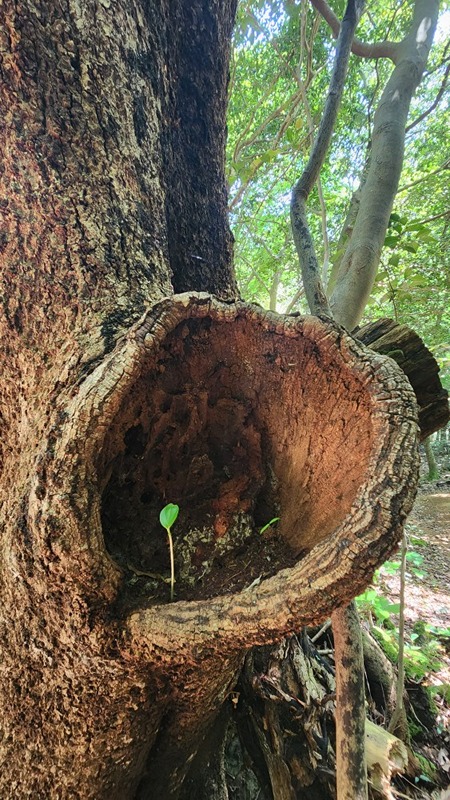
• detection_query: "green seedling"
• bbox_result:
[159,503,179,601]
[260,517,280,535]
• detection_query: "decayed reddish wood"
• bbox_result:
[122,295,419,655]
[356,318,449,439]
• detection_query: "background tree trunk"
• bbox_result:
[0,2,420,798]
[328,0,439,330]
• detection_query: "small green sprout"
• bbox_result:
[260,517,280,535]
[159,503,179,601]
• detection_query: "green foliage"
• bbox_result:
[228,0,450,380]
[414,754,438,784]
[357,588,400,623]
[428,683,450,704]
[356,543,447,681]
[370,624,443,681]
[426,624,450,640]
[408,718,423,740]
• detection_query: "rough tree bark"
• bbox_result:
[333,602,368,800]
[357,318,450,439]
[0,1,420,798]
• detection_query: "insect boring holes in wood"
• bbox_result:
[98,310,374,604]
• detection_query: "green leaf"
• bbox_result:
[377,597,401,614]
[416,231,438,243]
[426,625,450,638]
[159,503,180,531]
[384,235,400,248]
[404,222,428,232]
[406,552,424,566]
[285,127,297,145]
[357,588,377,604]
[260,517,280,534]
[389,212,402,225]
[382,560,400,575]
[260,149,278,164]
[401,241,419,253]
[410,536,426,547]
[388,254,400,267]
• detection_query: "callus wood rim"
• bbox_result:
[52,293,419,661]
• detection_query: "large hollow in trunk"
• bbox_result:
[89,295,419,620]
[100,301,374,598]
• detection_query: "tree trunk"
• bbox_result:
[0,2,420,797]
[0,1,237,795]
[424,436,439,480]
[329,0,439,331]
[333,602,367,800]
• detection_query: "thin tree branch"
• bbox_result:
[269,270,280,311]
[298,0,330,286]
[233,80,296,164]
[397,160,450,193]
[284,286,305,314]
[388,532,408,739]
[242,221,285,263]
[424,36,450,76]
[310,0,399,62]
[291,0,365,317]
[413,209,450,225]
[406,60,450,132]
[238,254,270,294]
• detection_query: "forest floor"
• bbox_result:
[377,455,450,797]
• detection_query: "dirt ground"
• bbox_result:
[407,488,450,642]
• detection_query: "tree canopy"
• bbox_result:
[228,0,450,384]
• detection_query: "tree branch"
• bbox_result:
[388,532,409,740]
[406,59,450,132]
[330,0,440,330]
[414,209,450,225]
[310,0,399,62]
[397,159,450,193]
[291,0,365,317]
[284,286,305,314]
[298,0,331,287]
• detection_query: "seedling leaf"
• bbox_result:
[260,517,280,534]
[160,503,179,530]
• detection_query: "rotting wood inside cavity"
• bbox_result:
[99,315,374,604]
